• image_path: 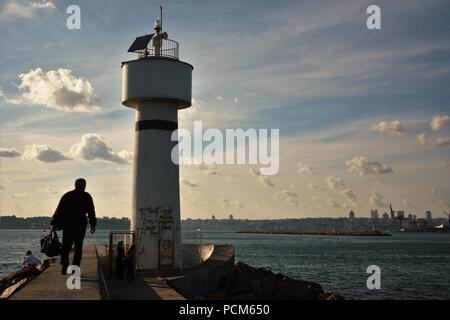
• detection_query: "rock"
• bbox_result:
[318,292,345,300]
[202,261,343,300]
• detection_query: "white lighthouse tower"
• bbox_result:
[121,9,193,270]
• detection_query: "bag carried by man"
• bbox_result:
[40,229,62,257]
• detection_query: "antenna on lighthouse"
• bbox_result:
[160,3,163,33]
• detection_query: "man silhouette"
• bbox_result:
[51,178,97,275]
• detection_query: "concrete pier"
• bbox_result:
[6,243,234,300]
[11,246,101,300]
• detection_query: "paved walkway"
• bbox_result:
[95,245,185,300]
[11,246,101,300]
[10,245,185,300]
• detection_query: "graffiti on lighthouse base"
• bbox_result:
[136,206,174,256]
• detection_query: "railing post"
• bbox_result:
[108,232,113,278]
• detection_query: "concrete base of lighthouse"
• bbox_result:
[131,103,181,270]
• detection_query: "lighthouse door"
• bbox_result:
[158,220,174,268]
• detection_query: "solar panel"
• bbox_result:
[128,34,154,52]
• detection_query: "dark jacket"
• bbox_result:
[51,189,97,230]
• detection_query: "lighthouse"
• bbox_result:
[121,9,193,270]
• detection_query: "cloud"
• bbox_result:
[194,163,221,176]
[259,176,275,188]
[305,182,318,190]
[372,120,404,135]
[41,187,59,196]
[274,190,299,207]
[181,178,199,188]
[234,97,239,103]
[297,162,314,174]
[31,1,56,9]
[417,133,427,145]
[111,197,127,205]
[341,188,357,206]
[219,198,244,209]
[0,1,56,20]
[0,147,21,158]
[10,68,101,112]
[325,176,345,191]
[326,199,341,208]
[431,115,450,131]
[345,156,393,176]
[369,191,389,208]
[23,144,70,163]
[312,196,323,203]
[435,136,450,147]
[442,161,450,176]
[249,167,275,187]
[8,192,30,199]
[403,198,417,208]
[70,134,132,164]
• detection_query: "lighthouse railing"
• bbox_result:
[142,38,179,60]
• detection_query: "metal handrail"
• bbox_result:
[108,231,135,278]
[139,38,179,60]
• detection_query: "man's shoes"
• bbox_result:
[61,264,68,275]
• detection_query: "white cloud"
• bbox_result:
[274,190,299,207]
[326,198,341,208]
[325,176,345,191]
[305,182,318,190]
[369,191,389,208]
[372,120,404,135]
[345,156,393,176]
[41,187,59,196]
[417,133,427,145]
[249,167,275,187]
[297,162,314,174]
[11,68,101,113]
[181,178,199,188]
[431,115,450,131]
[442,161,450,176]
[341,188,357,206]
[23,144,70,163]
[31,1,56,9]
[219,198,244,209]
[0,147,21,158]
[435,136,450,147]
[9,192,30,199]
[234,97,239,103]
[111,197,127,205]
[70,134,132,164]
[312,196,323,203]
[259,176,275,188]
[403,198,417,208]
[0,1,56,20]
[216,96,224,101]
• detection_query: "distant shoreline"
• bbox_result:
[237,230,391,237]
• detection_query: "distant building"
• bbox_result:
[382,212,389,220]
[229,214,234,220]
[349,211,355,220]
[426,211,432,222]
[370,209,379,219]
[397,211,405,219]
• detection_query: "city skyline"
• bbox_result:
[1,0,450,219]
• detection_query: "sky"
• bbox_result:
[0,0,449,219]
